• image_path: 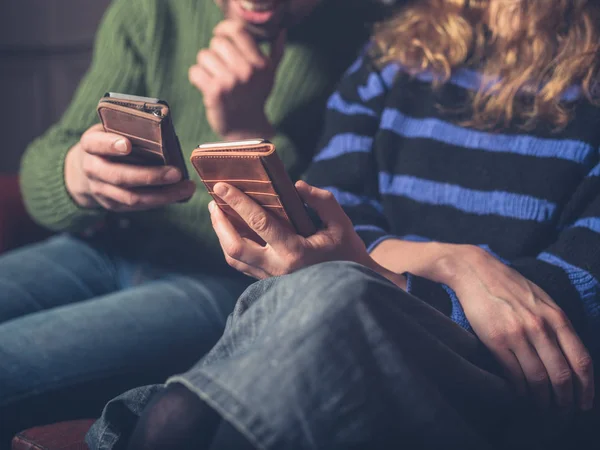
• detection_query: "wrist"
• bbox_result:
[64,145,97,209]
[428,243,473,285]
[364,256,407,291]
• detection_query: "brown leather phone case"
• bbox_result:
[97,93,188,179]
[190,139,316,241]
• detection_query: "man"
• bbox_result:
[0,0,373,443]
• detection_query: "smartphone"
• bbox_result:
[190,139,317,241]
[97,92,189,179]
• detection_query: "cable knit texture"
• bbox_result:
[19,0,370,259]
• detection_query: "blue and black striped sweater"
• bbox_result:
[304,52,600,353]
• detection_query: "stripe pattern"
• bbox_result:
[305,53,600,348]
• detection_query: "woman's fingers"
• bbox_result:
[512,340,551,408]
[529,328,574,410]
[493,348,527,397]
[553,319,595,410]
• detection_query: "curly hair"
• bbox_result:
[373,0,600,130]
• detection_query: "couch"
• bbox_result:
[3,175,597,449]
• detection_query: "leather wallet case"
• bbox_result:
[97,93,188,179]
[190,139,316,241]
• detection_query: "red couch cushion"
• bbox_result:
[0,175,24,253]
[0,175,50,253]
[11,420,94,450]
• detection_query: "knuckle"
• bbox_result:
[524,314,547,335]
[211,83,225,98]
[548,308,570,329]
[575,355,594,374]
[88,181,103,197]
[487,322,521,346]
[224,241,244,260]
[109,171,125,186]
[487,329,510,347]
[225,254,237,268]
[247,212,269,233]
[221,76,235,92]
[283,250,303,271]
[188,66,198,83]
[553,368,573,386]
[238,66,253,83]
[321,190,335,202]
[141,171,158,186]
[81,157,95,176]
[121,193,141,208]
[529,371,550,385]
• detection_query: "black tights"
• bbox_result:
[126,383,254,450]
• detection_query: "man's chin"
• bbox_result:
[223,0,288,41]
[243,21,281,41]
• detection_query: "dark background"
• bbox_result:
[0,0,111,174]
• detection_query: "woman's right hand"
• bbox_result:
[64,124,195,211]
[437,245,595,412]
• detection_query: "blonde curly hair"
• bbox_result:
[373,0,600,130]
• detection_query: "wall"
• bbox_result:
[0,0,111,173]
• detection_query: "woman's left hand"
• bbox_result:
[209,180,372,279]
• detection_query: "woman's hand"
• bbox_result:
[209,180,406,288]
[438,245,594,412]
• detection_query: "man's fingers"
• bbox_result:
[88,180,195,211]
[197,49,230,79]
[80,128,131,157]
[209,35,252,79]
[213,182,291,248]
[295,181,349,229]
[189,64,214,91]
[555,323,595,411]
[209,200,266,269]
[213,20,266,68]
[83,155,182,187]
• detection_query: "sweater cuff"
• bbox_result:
[20,144,106,232]
[353,225,394,252]
[405,273,473,333]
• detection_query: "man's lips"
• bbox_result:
[232,0,282,24]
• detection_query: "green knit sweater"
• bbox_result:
[20,0,370,262]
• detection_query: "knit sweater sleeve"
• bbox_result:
[407,162,600,347]
[304,52,398,251]
[19,0,150,232]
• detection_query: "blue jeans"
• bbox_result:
[0,233,249,443]
[91,261,575,450]
[90,262,599,450]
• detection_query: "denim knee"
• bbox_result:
[271,261,393,327]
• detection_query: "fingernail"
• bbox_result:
[208,201,216,213]
[114,139,129,154]
[163,168,181,183]
[213,183,228,197]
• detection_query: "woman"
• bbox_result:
[88,0,600,448]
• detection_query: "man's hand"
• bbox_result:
[208,180,406,288]
[64,124,195,211]
[189,20,285,140]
